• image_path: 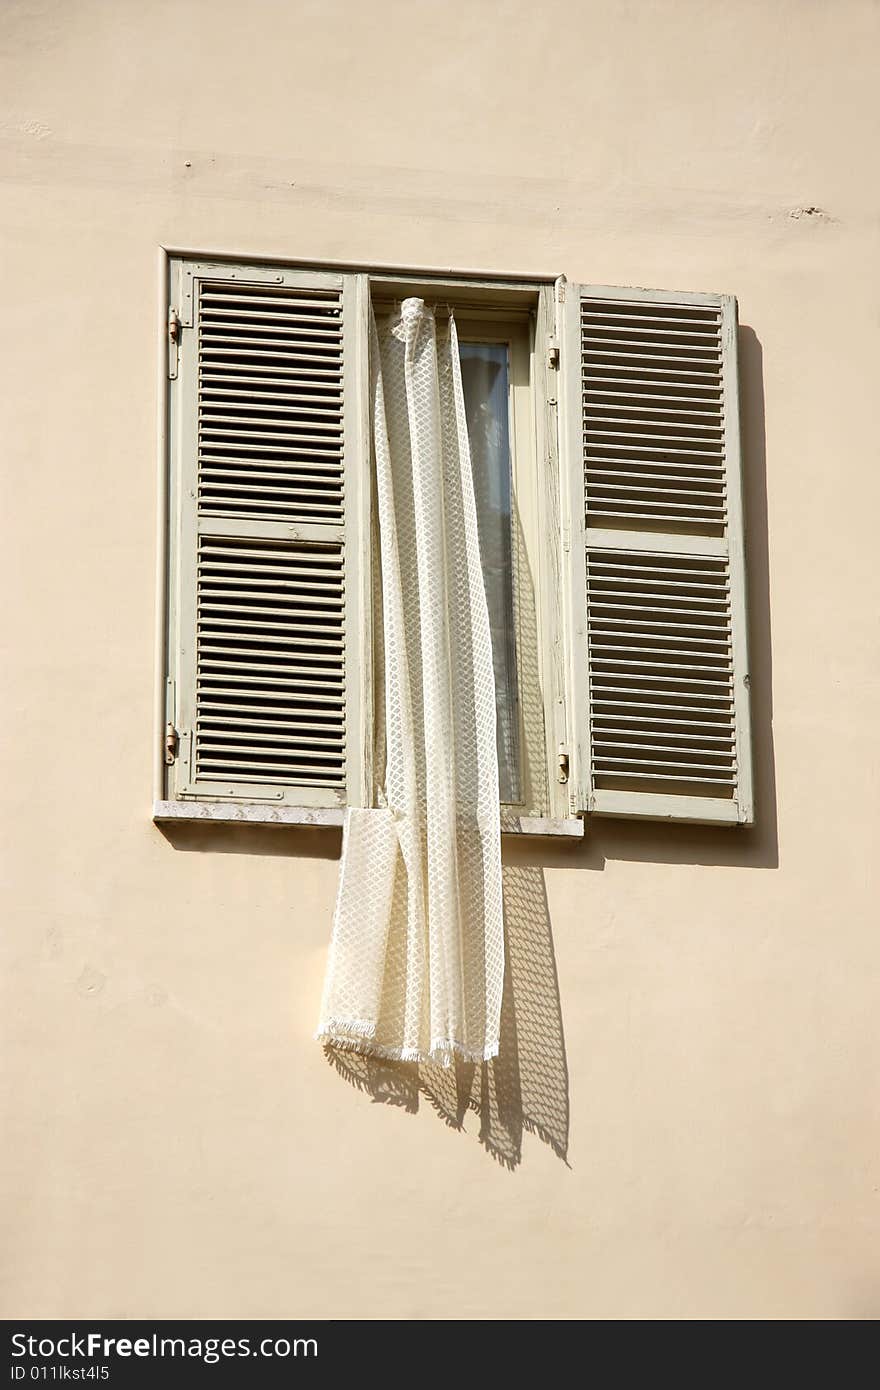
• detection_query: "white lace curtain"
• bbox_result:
[316,299,504,1064]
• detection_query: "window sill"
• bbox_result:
[153,800,584,838]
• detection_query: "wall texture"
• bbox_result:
[2,0,878,1319]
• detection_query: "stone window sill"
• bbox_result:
[153,800,584,838]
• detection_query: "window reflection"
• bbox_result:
[459,341,520,804]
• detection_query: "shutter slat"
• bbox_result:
[200,401,343,419]
[582,302,720,321]
[200,289,341,307]
[594,727,736,744]
[585,379,723,397]
[591,629,731,647]
[584,511,723,526]
[586,483,722,505]
[199,672,344,689]
[199,697,343,713]
[202,409,343,427]
[199,491,343,514]
[200,715,343,731]
[201,366,343,381]
[586,397,723,415]
[199,583,343,599]
[591,770,736,785]
[202,307,342,326]
[583,458,724,475]
[200,346,343,364]
[200,470,343,489]
[591,684,732,702]
[199,733,344,750]
[198,764,342,781]
[582,317,721,333]
[200,616,344,636]
[586,428,723,447]
[200,427,342,445]
[583,350,722,370]
[586,471,724,488]
[199,568,343,587]
[201,387,343,405]
[200,441,343,458]
[584,441,724,460]
[592,708,732,724]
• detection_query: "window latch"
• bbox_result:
[168,308,182,380]
[164,722,179,765]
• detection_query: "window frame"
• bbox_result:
[154,250,583,837]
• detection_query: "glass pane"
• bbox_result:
[458,341,520,803]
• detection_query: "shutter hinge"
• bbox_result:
[557,745,570,784]
[164,722,179,765]
[547,333,560,370]
[168,308,181,342]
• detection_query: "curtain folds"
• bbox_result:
[316,299,504,1064]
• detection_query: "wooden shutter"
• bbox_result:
[166,259,370,809]
[561,284,753,825]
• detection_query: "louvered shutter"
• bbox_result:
[167,260,370,809]
[561,284,753,824]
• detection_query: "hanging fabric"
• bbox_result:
[316,298,504,1064]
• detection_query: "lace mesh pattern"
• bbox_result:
[316,299,504,1064]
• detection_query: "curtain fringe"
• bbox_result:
[315,1021,499,1068]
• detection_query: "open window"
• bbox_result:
[156,256,752,834]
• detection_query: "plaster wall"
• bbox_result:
[1,0,878,1319]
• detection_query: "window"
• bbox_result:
[459,336,520,803]
[157,257,752,832]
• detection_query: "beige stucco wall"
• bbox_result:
[2,0,879,1320]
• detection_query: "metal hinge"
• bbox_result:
[557,745,570,784]
[164,722,179,765]
[547,333,560,370]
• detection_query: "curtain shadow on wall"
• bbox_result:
[324,861,569,1170]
